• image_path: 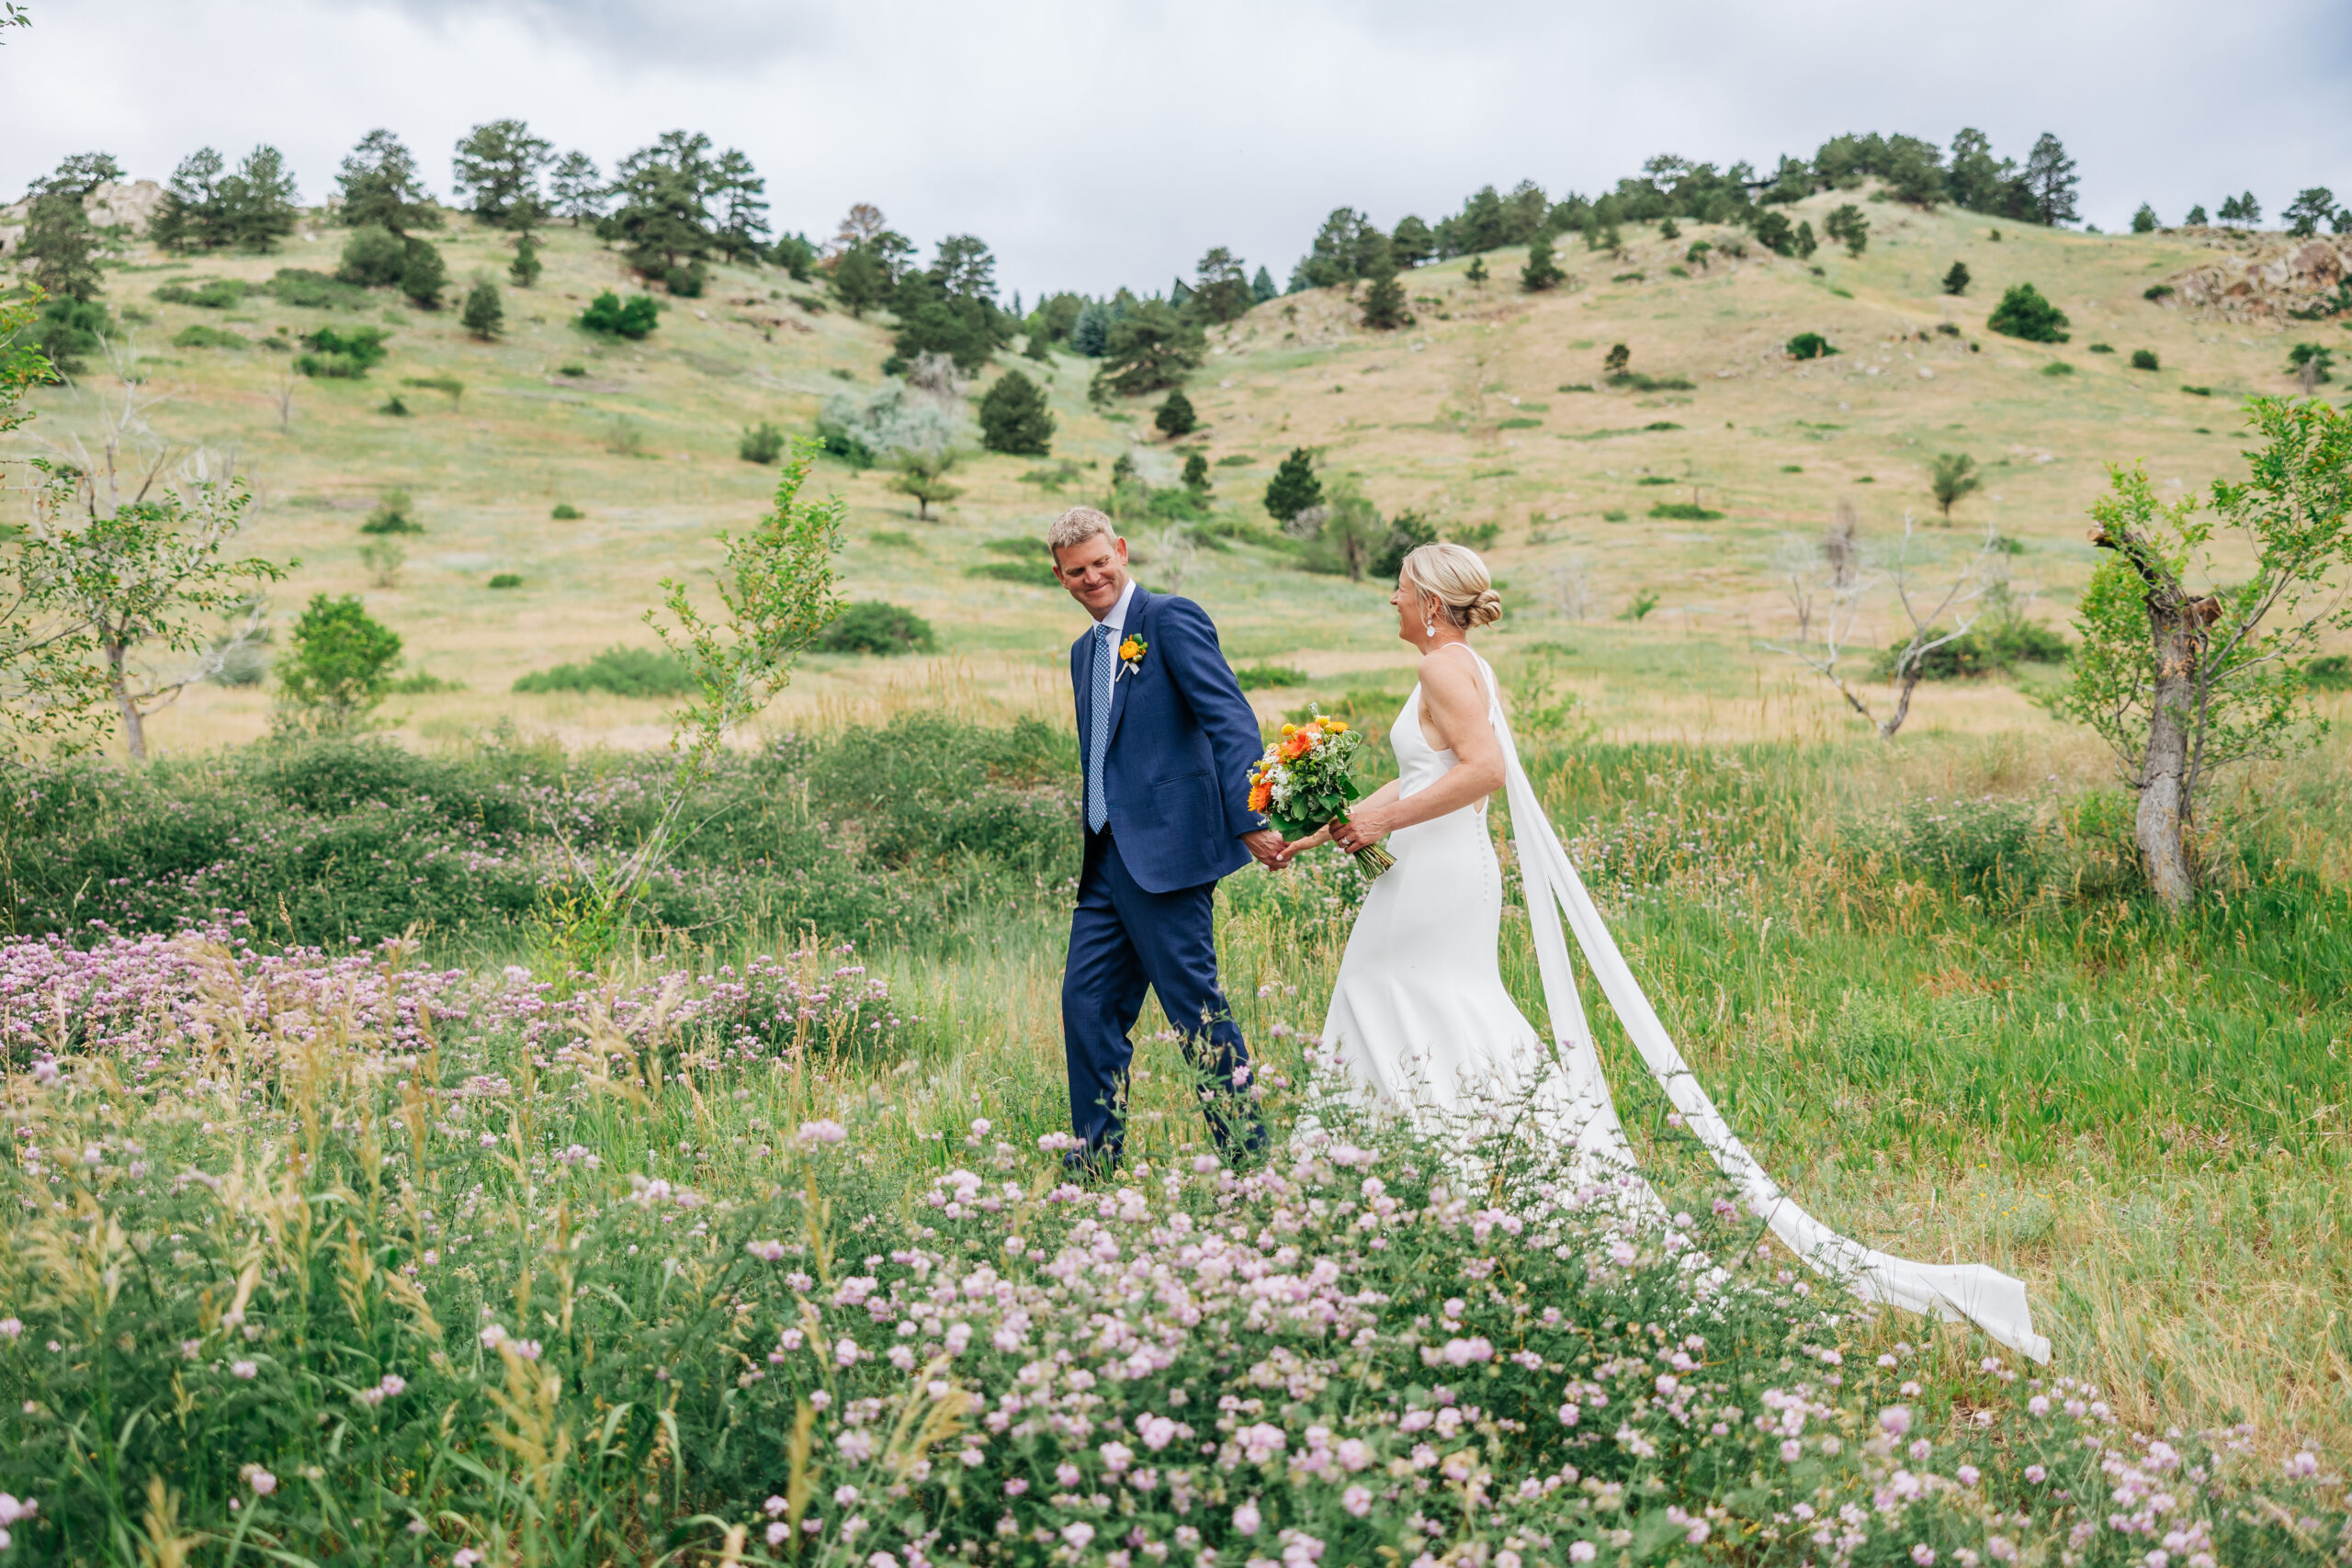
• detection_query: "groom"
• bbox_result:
[1049,505,1283,1170]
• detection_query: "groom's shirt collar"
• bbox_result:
[1091,578,1137,637]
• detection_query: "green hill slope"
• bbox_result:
[6,201,2340,752]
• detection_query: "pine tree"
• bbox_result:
[1519,234,1565,293]
[1250,265,1278,304]
[1191,247,1253,323]
[1987,282,2071,344]
[1263,447,1322,523]
[336,130,438,233]
[831,244,888,317]
[1091,300,1204,399]
[399,240,448,309]
[1182,452,1210,494]
[602,134,718,277]
[1603,343,1631,377]
[20,189,103,302]
[1464,255,1488,287]
[2132,203,2159,234]
[2022,133,2080,226]
[153,149,226,252]
[1793,221,1818,260]
[223,145,300,251]
[2284,188,2340,238]
[1825,204,1870,256]
[548,152,605,224]
[509,231,542,288]
[1942,261,1971,296]
[1361,234,1412,328]
[1391,216,1435,268]
[1155,388,1198,438]
[712,149,771,262]
[2184,204,2209,227]
[977,369,1056,456]
[461,279,503,339]
[451,119,553,227]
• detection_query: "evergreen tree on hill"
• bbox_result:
[1824,204,1869,256]
[602,132,718,278]
[2132,204,2159,234]
[1190,247,1253,323]
[2184,204,2209,226]
[1263,447,1322,523]
[2284,189,2340,238]
[1360,233,1412,327]
[399,239,448,309]
[1987,282,2070,344]
[831,244,888,317]
[1942,260,1971,296]
[461,279,503,340]
[21,189,103,303]
[1250,265,1279,304]
[1155,388,1197,438]
[32,152,124,197]
[2022,133,2080,226]
[548,152,606,224]
[509,231,543,288]
[224,146,299,251]
[713,150,771,262]
[451,118,553,228]
[1499,180,1549,244]
[1091,299,1204,399]
[336,130,439,233]
[1391,216,1434,268]
[1752,209,1796,256]
[152,148,228,253]
[977,369,1056,456]
[1519,233,1565,292]
[1292,208,1373,289]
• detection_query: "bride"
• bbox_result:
[1279,543,2050,1364]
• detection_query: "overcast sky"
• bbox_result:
[6,0,2349,299]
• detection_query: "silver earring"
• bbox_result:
[1423,617,1436,637]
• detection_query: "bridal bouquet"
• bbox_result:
[1246,710,1396,874]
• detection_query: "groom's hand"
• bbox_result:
[1242,829,1288,871]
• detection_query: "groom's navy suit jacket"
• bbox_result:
[1069,586,1264,893]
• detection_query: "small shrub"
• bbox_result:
[1154,388,1198,439]
[2130,348,2160,370]
[2041,361,2075,378]
[739,421,786,464]
[487,572,523,589]
[359,491,423,536]
[2088,343,2116,354]
[1448,521,1502,549]
[460,278,503,339]
[336,224,409,288]
[1643,420,1683,431]
[1498,415,1541,429]
[1232,663,1309,688]
[1786,332,1838,359]
[1781,464,1804,473]
[1987,281,2071,343]
[378,393,411,416]
[267,268,369,310]
[551,502,583,520]
[1600,508,1629,521]
[1636,476,1676,486]
[293,325,390,379]
[153,277,247,308]
[171,323,245,350]
[2144,283,2176,301]
[817,601,938,655]
[1620,588,1661,619]
[579,290,659,339]
[558,363,588,377]
[663,264,704,298]
[1215,453,1253,467]
[388,670,464,694]
[2309,653,2352,690]
[402,375,464,404]
[1649,502,1724,521]
[2182,385,2212,397]
[513,645,697,697]
[1941,260,1970,295]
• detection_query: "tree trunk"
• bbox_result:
[107,638,146,761]
[2136,605,2199,909]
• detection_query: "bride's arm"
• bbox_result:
[1272,779,1402,863]
[1329,651,1503,852]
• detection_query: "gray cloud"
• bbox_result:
[4,0,2347,300]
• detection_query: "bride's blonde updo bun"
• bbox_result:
[1399,542,1503,629]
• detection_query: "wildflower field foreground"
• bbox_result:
[1,715,2349,1565]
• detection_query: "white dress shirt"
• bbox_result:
[1091,578,1137,638]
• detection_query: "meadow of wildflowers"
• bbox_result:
[1,718,2349,1562]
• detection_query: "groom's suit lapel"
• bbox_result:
[1104,586,1151,750]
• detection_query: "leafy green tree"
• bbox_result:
[221,145,299,251]
[2184,204,2209,226]
[1359,233,1411,328]
[293,325,390,378]
[2288,343,2335,389]
[1943,261,1971,296]
[451,119,552,227]
[2020,133,2079,224]
[887,449,960,520]
[1154,388,1197,438]
[977,369,1055,456]
[1292,208,1373,289]
[20,467,287,759]
[739,421,786,463]
[1987,282,2070,343]
[1943,128,2018,215]
[31,151,122,197]
[1519,234,1565,293]
[712,149,770,262]
[18,187,102,302]
[336,225,407,287]
[770,232,816,281]
[1785,332,1838,360]
[276,593,401,735]
[1603,343,1630,375]
[1752,209,1795,256]
[2132,203,2158,234]
[1464,255,1488,287]
[1263,446,1322,523]
[1793,220,1818,260]
[509,231,542,288]
[2284,188,2339,238]
[1250,265,1279,304]
[1928,452,1981,523]
[578,291,659,339]
[1824,204,1869,256]
[1391,216,1434,268]
[1370,509,1439,584]
[336,130,438,233]
[461,278,503,339]
[548,151,605,224]
[1182,452,1210,494]
[2053,400,2352,906]
[400,239,448,308]
[1091,300,1204,399]
[831,243,888,317]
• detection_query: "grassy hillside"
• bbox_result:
[4,197,2343,756]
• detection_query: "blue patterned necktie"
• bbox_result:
[1087,622,1114,831]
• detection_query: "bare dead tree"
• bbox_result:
[1764,509,2005,739]
[273,370,298,434]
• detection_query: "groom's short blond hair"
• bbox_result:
[1047,506,1115,553]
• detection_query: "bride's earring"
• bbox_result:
[1420,596,1436,639]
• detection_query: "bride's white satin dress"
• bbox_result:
[1314,643,2051,1364]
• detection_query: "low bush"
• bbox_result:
[170,323,245,350]
[1988,282,2071,344]
[551,502,583,520]
[293,325,390,379]
[358,490,423,536]
[1233,662,1310,688]
[153,277,246,308]
[513,645,695,698]
[1786,332,1838,360]
[2088,343,2116,354]
[740,420,787,464]
[2131,348,2161,371]
[578,290,660,339]
[1649,502,1724,521]
[266,268,370,310]
[2307,653,2350,690]
[487,572,523,589]
[817,601,938,656]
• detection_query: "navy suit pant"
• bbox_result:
[1062,829,1261,1162]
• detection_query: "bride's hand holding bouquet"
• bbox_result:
[1246,711,1396,874]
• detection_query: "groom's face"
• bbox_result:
[1052,532,1130,618]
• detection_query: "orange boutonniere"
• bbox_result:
[1115,635,1147,681]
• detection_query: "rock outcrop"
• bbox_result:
[0,178,166,257]
[2156,233,2351,321]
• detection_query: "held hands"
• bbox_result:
[1241,829,1290,871]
